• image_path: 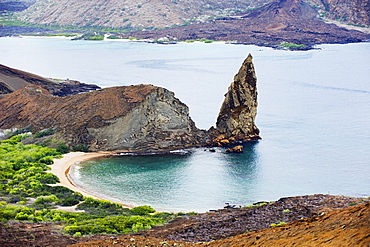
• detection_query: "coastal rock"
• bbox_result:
[226,145,243,153]
[0,84,207,152]
[215,53,260,142]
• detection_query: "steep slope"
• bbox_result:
[307,0,370,26]
[242,0,317,20]
[18,0,270,29]
[0,64,100,98]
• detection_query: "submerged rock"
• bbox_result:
[226,145,243,153]
[215,53,260,142]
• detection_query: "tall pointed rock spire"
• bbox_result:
[215,53,260,141]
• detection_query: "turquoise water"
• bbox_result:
[1,37,370,212]
[72,144,259,212]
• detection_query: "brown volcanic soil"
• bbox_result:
[125,0,370,49]
[2,194,368,247]
[0,84,155,132]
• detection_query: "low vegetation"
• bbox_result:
[72,32,104,40]
[0,134,193,236]
[279,42,306,50]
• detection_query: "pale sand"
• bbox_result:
[50,151,131,207]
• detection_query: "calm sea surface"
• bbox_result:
[1,37,369,212]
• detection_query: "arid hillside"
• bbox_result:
[15,0,370,30]
[17,0,270,29]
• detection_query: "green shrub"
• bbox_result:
[59,197,80,206]
[72,144,89,152]
[130,205,156,215]
[76,197,130,216]
[270,221,287,227]
[15,212,30,220]
[39,156,54,165]
[56,144,70,154]
[34,128,55,138]
[33,195,59,209]
[279,42,306,49]
[64,215,164,235]
[0,205,23,221]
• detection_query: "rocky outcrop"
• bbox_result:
[0,64,100,98]
[0,84,207,152]
[0,55,260,152]
[214,54,260,143]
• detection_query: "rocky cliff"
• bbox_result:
[215,54,260,141]
[0,84,207,152]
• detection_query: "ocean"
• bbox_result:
[1,36,369,212]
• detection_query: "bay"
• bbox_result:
[1,37,369,212]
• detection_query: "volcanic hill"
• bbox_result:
[124,0,370,49]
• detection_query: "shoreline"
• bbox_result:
[50,151,132,208]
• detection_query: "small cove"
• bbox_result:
[1,37,369,212]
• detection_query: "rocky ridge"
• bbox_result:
[0,64,100,98]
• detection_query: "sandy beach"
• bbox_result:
[50,151,113,200]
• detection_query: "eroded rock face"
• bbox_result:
[86,86,207,151]
[215,54,260,141]
[0,84,207,152]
